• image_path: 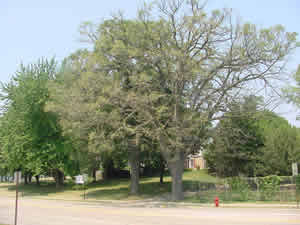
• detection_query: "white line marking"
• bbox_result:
[274,214,299,216]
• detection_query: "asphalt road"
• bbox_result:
[0,197,299,225]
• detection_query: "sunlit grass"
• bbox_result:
[183,169,220,183]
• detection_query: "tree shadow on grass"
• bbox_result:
[1,182,76,197]
[0,178,217,201]
[86,187,130,200]
[86,181,172,200]
[0,184,13,189]
[139,181,171,197]
[87,178,130,189]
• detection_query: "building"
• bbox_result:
[185,152,206,170]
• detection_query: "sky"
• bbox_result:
[1,0,300,125]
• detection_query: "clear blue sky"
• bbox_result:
[1,0,300,125]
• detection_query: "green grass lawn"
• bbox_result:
[0,170,295,203]
[183,169,219,183]
[0,169,219,201]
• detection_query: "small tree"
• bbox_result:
[256,111,300,176]
[205,96,264,177]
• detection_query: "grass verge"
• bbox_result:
[1,170,295,204]
[0,169,218,201]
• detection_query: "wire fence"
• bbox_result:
[183,180,297,203]
[190,190,296,203]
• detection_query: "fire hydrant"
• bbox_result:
[214,197,219,207]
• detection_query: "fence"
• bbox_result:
[183,178,297,203]
[190,190,296,203]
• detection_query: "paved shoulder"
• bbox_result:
[0,197,299,225]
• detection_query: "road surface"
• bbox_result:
[0,197,299,225]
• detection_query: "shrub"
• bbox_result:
[258,175,281,200]
[226,177,250,201]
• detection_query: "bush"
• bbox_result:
[226,177,250,201]
[257,175,281,200]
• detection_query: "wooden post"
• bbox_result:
[84,184,86,200]
[14,172,20,225]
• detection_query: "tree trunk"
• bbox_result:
[28,174,32,183]
[59,171,64,185]
[55,169,64,188]
[102,159,114,180]
[92,168,97,183]
[35,175,40,186]
[129,148,140,195]
[160,169,164,184]
[165,151,185,201]
[24,173,28,185]
[159,158,165,184]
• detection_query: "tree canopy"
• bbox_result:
[257,111,300,176]
[205,97,300,177]
[0,0,298,201]
[0,59,74,186]
[46,0,298,200]
[205,96,264,177]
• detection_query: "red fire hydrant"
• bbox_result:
[214,197,219,207]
